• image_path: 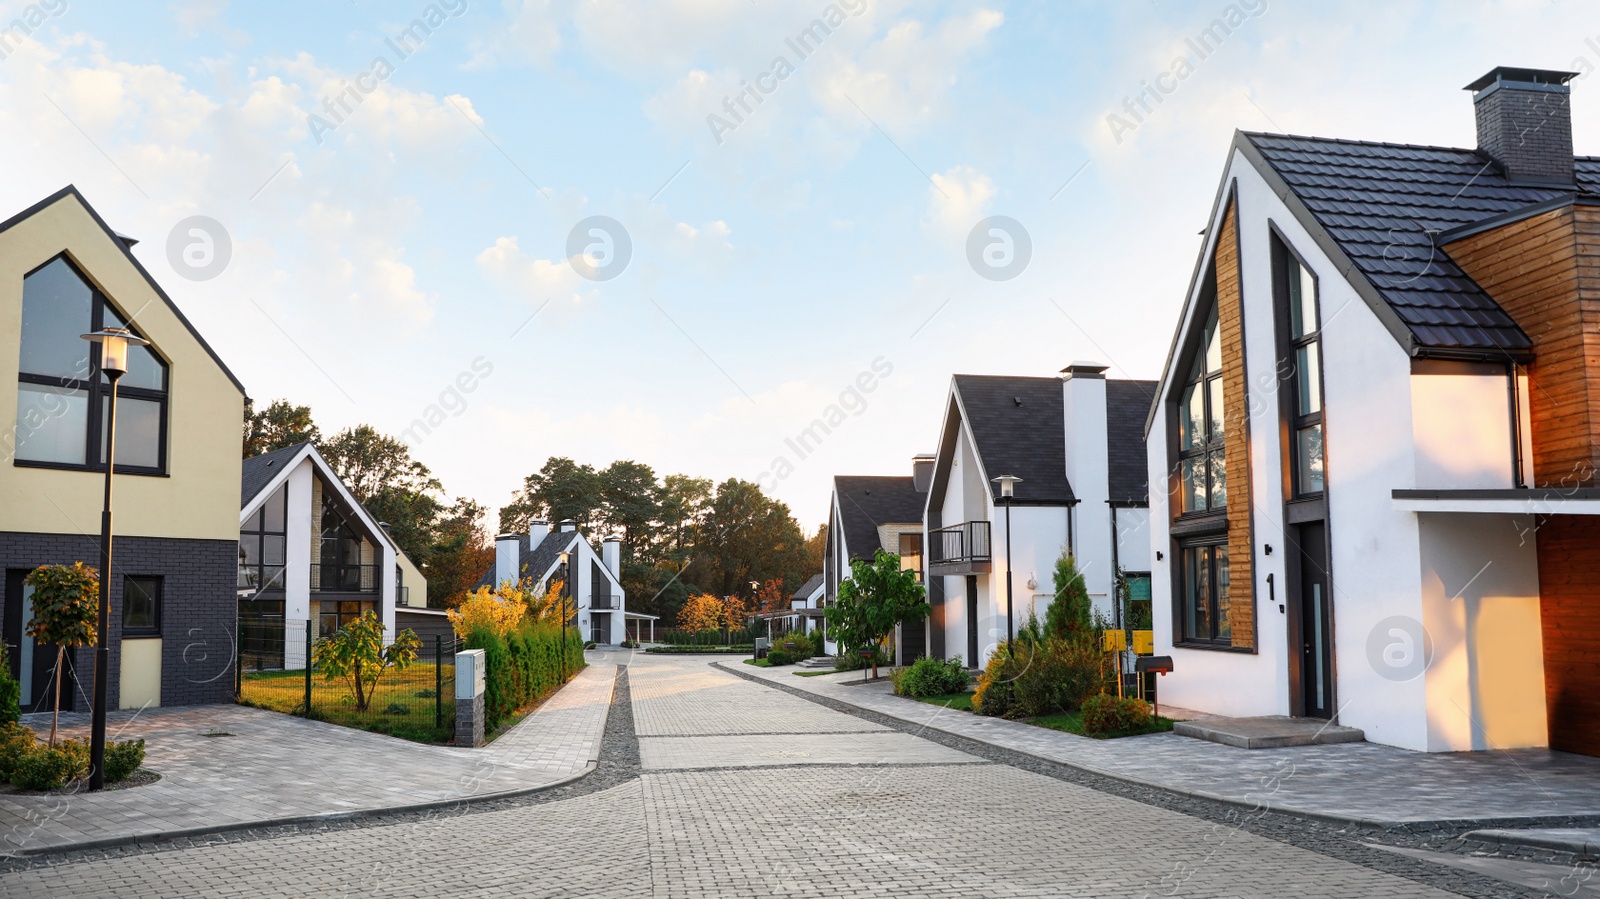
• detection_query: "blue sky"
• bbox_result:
[3,0,1598,528]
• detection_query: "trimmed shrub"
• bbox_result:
[972,647,1020,717]
[1012,637,1101,717]
[766,649,794,667]
[466,619,586,732]
[0,723,38,780]
[832,645,888,672]
[806,630,826,657]
[1081,694,1155,737]
[11,746,80,791]
[893,657,970,698]
[104,738,145,783]
[0,655,19,726]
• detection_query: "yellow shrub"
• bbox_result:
[448,585,527,640]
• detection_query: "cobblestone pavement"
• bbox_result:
[0,653,1577,897]
[723,659,1600,827]
[0,661,616,855]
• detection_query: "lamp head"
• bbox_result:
[81,327,148,378]
[992,474,1022,499]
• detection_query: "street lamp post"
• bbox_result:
[750,579,763,640]
[81,327,148,793]
[993,475,1022,648]
[559,551,571,681]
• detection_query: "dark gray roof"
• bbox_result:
[791,572,824,601]
[240,442,309,507]
[834,476,924,561]
[952,375,1073,505]
[473,530,581,591]
[1240,132,1600,356]
[1106,380,1156,504]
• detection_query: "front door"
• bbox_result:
[1294,523,1335,719]
[4,568,77,713]
[965,575,978,666]
[591,613,608,646]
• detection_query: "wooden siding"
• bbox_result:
[1216,199,1256,649]
[1536,515,1600,756]
[1446,206,1600,489]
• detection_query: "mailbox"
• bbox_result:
[1135,655,1174,675]
[1102,631,1127,652]
[1132,630,1155,655]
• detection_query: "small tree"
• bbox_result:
[23,563,99,747]
[449,584,528,640]
[825,549,928,678]
[677,593,723,633]
[1045,549,1092,642]
[312,611,422,712]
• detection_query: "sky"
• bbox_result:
[3,0,1599,530]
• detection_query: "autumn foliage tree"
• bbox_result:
[676,593,725,632]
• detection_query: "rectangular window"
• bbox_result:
[239,484,288,593]
[14,383,90,464]
[1279,243,1325,498]
[1177,306,1227,515]
[898,533,923,583]
[1179,543,1231,644]
[123,576,161,635]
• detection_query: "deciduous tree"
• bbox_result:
[242,398,320,457]
[312,611,422,712]
[23,563,99,746]
[824,549,928,678]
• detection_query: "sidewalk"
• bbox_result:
[0,662,616,857]
[722,659,1600,830]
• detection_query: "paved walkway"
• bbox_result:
[721,659,1600,827]
[0,661,616,856]
[0,653,1559,897]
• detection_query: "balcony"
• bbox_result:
[311,563,379,594]
[928,521,992,575]
[590,593,620,611]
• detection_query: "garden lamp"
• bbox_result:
[80,327,148,792]
[992,475,1022,647]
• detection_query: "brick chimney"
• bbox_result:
[1465,66,1578,185]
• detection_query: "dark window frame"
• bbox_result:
[1176,306,1227,517]
[1175,538,1232,646]
[1273,234,1326,498]
[898,532,924,583]
[13,254,170,477]
[122,575,163,637]
[240,483,289,594]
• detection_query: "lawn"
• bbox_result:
[1031,710,1175,739]
[913,692,974,712]
[239,664,455,744]
[743,658,771,668]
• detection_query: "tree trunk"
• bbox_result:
[50,646,64,748]
[354,659,367,711]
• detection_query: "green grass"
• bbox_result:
[912,692,974,712]
[645,645,755,654]
[1029,711,1176,739]
[793,670,835,678]
[743,658,771,668]
[239,665,454,744]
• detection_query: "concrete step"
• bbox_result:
[796,656,837,669]
[1173,715,1364,750]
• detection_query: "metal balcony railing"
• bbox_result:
[311,563,379,594]
[590,593,619,610]
[928,521,992,566]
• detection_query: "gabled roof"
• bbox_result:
[1,186,247,395]
[791,572,824,601]
[951,375,1074,505]
[833,475,924,560]
[1105,380,1156,504]
[241,441,310,507]
[1237,132,1600,357]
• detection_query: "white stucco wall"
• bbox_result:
[1411,369,1516,490]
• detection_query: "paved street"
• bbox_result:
[0,653,1582,897]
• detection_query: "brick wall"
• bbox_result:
[1473,86,1574,183]
[0,531,237,708]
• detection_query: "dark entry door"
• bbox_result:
[1294,523,1334,719]
[4,569,76,713]
[965,576,979,666]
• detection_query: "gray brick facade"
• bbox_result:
[1473,82,1575,184]
[0,530,236,709]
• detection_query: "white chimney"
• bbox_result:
[495,533,521,590]
[528,519,549,547]
[602,535,622,579]
[558,518,577,533]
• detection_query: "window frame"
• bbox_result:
[1175,539,1232,646]
[239,484,289,595]
[1271,232,1327,499]
[898,532,924,583]
[121,575,163,637]
[1176,306,1227,517]
[14,254,170,477]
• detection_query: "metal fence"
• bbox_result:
[237,627,461,744]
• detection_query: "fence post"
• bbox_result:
[303,625,313,717]
[434,635,443,731]
[234,628,243,698]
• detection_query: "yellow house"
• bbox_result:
[1,186,245,711]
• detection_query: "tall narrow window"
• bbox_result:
[1177,308,1226,513]
[317,495,372,592]
[1180,543,1231,643]
[899,533,924,583]
[14,257,169,472]
[1286,258,1324,495]
[239,484,288,592]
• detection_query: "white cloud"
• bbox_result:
[924,165,994,237]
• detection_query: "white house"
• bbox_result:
[1145,66,1600,755]
[923,369,1154,668]
[238,442,433,669]
[790,573,824,635]
[482,519,628,646]
[823,463,930,659]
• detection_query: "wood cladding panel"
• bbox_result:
[1447,206,1600,488]
[1537,515,1600,756]
[1215,199,1255,650]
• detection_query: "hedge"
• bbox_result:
[465,620,586,731]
